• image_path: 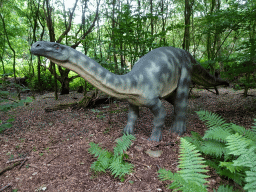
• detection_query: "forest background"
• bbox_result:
[0,0,255,96]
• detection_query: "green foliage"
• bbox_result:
[0,74,33,133]
[162,110,255,191]
[26,72,57,92]
[88,134,135,181]
[158,138,209,191]
[191,110,256,191]
[214,184,240,192]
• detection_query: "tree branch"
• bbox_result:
[56,0,79,43]
[71,0,100,49]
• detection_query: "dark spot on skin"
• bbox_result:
[100,71,107,80]
[91,66,98,74]
[108,76,115,84]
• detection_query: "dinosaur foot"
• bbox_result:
[148,129,162,142]
[123,124,134,135]
[170,121,186,135]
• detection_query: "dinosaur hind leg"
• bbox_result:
[148,98,166,142]
[171,67,191,135]
[123,104,139,135]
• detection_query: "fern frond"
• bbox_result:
[226,133,253,156]
[219,162,243,173]
[203,127,232,142]
[88,134,135,181]
[215,185,239,192]
[158,168,174,181]
[88,142,112,172]
[114,134,135,156]
[183,131,203,150]
[252,119,256,133]
[230,124,256,141]
[244,169,256,192]
[88,142,110,157]
[227,134,256,191]
[178,138,209,186]
[200,140,228,158]
[109,156,134,178]
[158,138,209,191]
[158,169,207,192]
[196,110,229,129]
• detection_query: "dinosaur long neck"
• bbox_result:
[54,49,137,99]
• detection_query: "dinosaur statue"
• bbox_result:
[30,41,228,142]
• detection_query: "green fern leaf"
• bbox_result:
[214,185,239,192]
[114,134,135,157]
[158,169,207,192]
[251,119,256,133]
[203,127,232,142]
[158,138,209,191]
[88,134,135,180]
[196,110,228,128]
[201,140,228,158]
[183,131,203,150]
[178,138,209,186]
[109,156,133,178]
[244,169,256,192]
[158,168,174,181]
[219,162,243,173]
[88,142,113,172]
[226,133,253,156]
[230,124,256,141]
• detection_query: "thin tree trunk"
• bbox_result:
[150,0,153,51]
[0,13,19,99]
[183,0,193,51]
[45,0,58,99]
[0,38,5,74]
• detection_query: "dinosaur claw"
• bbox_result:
[170,121,186,135]
[123,125,134,135]
[148,129,162,142]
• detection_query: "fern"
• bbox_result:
[88,143,112,172]
[196,110,229,129]
[114,134,135,156]
[252,119,256,133]
[214,184,240,192]
[203,127,232,142]
[88,134,135,181]
[200,140,228,158]
[195,110,256,191]
[158,138,209,191]
[227,134,256,192]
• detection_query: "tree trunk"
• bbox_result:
[183,0,193,51]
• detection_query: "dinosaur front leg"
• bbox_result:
[172,68,191,135]
[148,99,166,142]
[123,104,139,135]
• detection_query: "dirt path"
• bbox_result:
[0,88,255,191]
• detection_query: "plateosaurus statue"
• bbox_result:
[31,41,228,142]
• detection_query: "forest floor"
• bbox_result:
[0,88,255,192]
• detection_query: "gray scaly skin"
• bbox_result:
[31,41,228,142]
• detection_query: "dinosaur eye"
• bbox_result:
[54,44,60,50]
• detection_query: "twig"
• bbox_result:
[126,159,150,169]
[6,157,31,164]
[29,164,39,169]
[0,162,21,175]
[18,158,28,170]
[0,183,12,192]
[46,154,60,164]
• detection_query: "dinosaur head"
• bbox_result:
[30,41,70,63]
